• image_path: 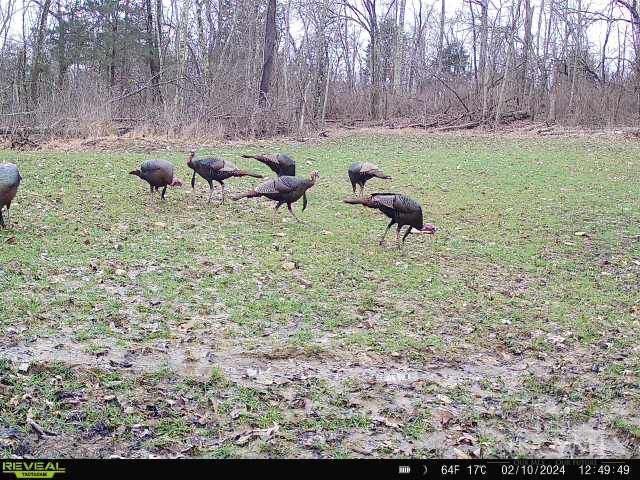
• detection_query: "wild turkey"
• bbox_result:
[241,153,296,177]
[0,163,21,228]
[344,193,437,248]
[232,171,319,222]
[130,159,183,200]
[187,151,263,205]
[348,162,391,196]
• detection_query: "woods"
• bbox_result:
[2,0,640,138]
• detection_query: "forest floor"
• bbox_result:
[0,134,639,458]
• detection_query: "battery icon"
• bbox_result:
[399,465,411,474]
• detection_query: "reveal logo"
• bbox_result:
[2,462,66,479]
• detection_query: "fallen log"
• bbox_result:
[116,126,134,137]
[403,118,445,129]
[10,131,39,150]
[498,110,530,122]
[0,128,46,136]
[0,111,35,117]
[436,121,481,132]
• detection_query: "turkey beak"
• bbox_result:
[411,224,437,235]
[422,224,438,234]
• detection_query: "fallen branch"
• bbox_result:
[27,418,58,438]
[0,111,35,117]
[108,79,175,104]
[0,128,45,136]
[112,117,143,123]
[436,121,482,132]
[431,73,470,114]
[498,110,530,123]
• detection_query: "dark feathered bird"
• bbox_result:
[0,163,21,228]
[241,153,296,177]
[232,171,319,222]
[344,193,437,248]
[187,151,263,205]
[348,162,391,196]
[130,159,183,200]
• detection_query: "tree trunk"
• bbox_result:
[469,0,479,93]
[601,4,614,84]
[16,47,27,108]
[341,7,355,91]
[615,1,640,81]
[495,0,522,124]
[56,0,68,90]
[109,5,118,88]
[392,0,406,93]
[568,0,582,115]
[530,0,545,118]
[283,0,292,119]
[544,0,556,121]
[437,0,446,71]
[156,0,164,68]
[364,0,380,119]
[258,0,277,106]
[521,0,532,105]
[30,0,52,106]
[315,0,329,119]
[195,0,206,67]
[321,61,331,123]
[479,0,489,121]
[144,0,162,104]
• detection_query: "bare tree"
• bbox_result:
[437,0,446,71]
[616,1,640,60]
[1,0,640,138]
[258,0,277,106]
[30,0,52,105]
[332,0,383,119]
[495,0,522,124]
[144,0,162,104]
[476,0,489,120]
[521,0,533,105]
[393,0,406,93]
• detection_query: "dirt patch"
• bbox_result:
[8,121,640,154]
[1,337,637,458]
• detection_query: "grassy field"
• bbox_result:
[0,133,639,458]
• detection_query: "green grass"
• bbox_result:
[1,134,639,458]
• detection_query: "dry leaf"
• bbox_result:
[453,447,472,459]
[457,432,476,445]
[433,408,456,428]
[373,416,400,429]
[282,261,296,271]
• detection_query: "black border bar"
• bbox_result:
[0,458,635,480]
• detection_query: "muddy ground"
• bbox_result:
[1,133,639,458]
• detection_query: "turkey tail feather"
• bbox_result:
[343,197,371,206]
[243,154,276,168]
[373,170,391,179]
[237,170,264,178]
[231,190,258,200]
